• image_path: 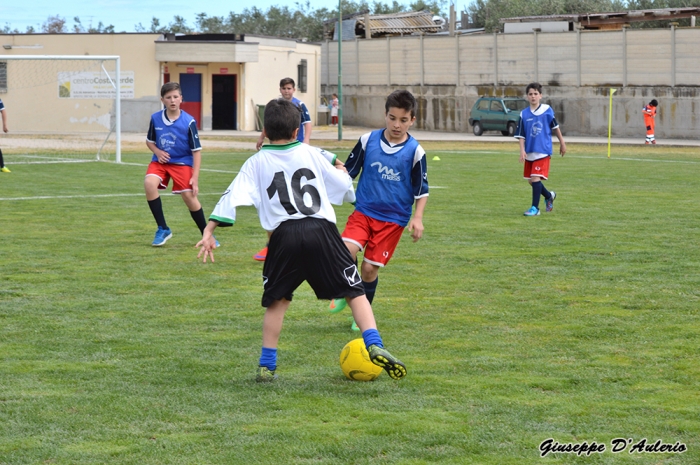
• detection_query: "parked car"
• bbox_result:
[468,97,529,137]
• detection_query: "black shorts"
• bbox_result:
[261,218,365,307]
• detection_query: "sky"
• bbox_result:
[2,0,461,33]
[1,0,342,32]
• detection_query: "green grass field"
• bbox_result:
[1,141,698,464]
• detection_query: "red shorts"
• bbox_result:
[341,210,404,267]
[145,162,193,193]
[523,157,550,180]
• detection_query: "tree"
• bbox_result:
[41,15,68,33]
[1,24,21,34]
[73,17,115,33]
[135,16,193,34]
[410,0,447,15]
[372,0,406,14]
[193,0,447,41]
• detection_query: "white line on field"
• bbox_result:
[10,159,99,164]
[570,156,700,164]
[0,193,226,201]
[431,151,500,154]
[6,159,240,174]
[428,153,700,164]
[1,186,446,201]
[117,161,240,174]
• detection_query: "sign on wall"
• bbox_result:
[58,71,135,99]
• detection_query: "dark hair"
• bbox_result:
[279,77,296,88]
[161,81,181,97]
[526,82,543,94]
[385,90,417,118]
[264,98,301,141]
[650,99,658,106]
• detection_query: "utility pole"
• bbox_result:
[337,0,343,141]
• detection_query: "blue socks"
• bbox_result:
[531,181,543,209]
[259,347,277,371]
[363,277,378,304]
[362,329,384,349]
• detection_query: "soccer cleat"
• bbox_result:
[545,191,556,212]
[214,236,220,248]
[152,226,172,246]
[367,345,407,380]
[254,246,268,261]
[651,140,656,145]
[329,298,347,314]
[255,366,278,382]
[645,141,650,145]
[523,206,540,216]
[351,320,360,331]
[1,167,10,173]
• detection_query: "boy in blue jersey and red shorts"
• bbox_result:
[514,82,566,217]
[329,90,429,330]
[145,82,215,247]
[196,98,406,382]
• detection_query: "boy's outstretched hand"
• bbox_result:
[196,232,217,263]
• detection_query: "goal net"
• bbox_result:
[0,55,122,164]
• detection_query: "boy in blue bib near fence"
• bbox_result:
[514,82,566,217]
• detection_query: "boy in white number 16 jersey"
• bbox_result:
[196,98,407,382]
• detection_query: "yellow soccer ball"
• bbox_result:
[339,338,383,381]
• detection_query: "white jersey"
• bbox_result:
[211,142,355,231]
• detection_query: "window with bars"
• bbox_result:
[297,59,307,93]
[0,62,7,93]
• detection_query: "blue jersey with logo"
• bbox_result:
[345,129,429,227]
[291,97,311,143]
[146,109,201,166]
[514,104,558,161]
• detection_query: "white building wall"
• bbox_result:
[242,36,321,131]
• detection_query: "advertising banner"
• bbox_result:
[58,71,135,99]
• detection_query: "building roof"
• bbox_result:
[359,10,442,35]
[501,7,700,27]
[326,10,444,39]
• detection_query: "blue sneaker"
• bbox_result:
[214,236,220,248]
[545,191,556,212]
[523,206,540,217]
[152,226,172,246]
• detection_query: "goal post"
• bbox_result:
[0,55,122,163]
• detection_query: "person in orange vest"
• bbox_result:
[642,99,658,144]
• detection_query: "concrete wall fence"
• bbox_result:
[321,27,700,138]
